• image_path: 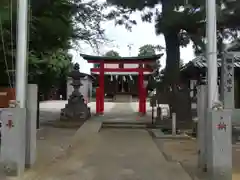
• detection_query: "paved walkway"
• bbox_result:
[21,127,191,180]
[1,101,188,180]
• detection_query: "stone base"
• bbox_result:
[113,94,132,102]
[138,112,146,116]
[0,108,26,177]
[206,109,232,180]
[95,112,104,116]
[60,105,90,121]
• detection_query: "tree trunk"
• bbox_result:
[161,0,181,114]
[164,30,180,114]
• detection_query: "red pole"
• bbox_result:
[142,87,146,114]
[138,64,144,114]
[96,87,101,114]
[96,87,100,114]
[138,73,141,114]
[99,62,104,114]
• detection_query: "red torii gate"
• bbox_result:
[81,54,162,115]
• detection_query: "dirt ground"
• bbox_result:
[154,138,240,180]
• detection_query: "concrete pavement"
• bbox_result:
[20,127,191,180]
[35,101,188,180]
[1,101,187,180]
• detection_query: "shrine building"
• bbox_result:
[81,54,163,115]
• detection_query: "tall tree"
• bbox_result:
[106,0,240,113]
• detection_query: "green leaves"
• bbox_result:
[0,0,108,89]
[138,44,156,57]
[138,44,163,57]
[105,50,120,57]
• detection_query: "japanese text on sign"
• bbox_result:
[224,56,234,93]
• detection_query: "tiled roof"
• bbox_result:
[80,53,164,61]
[181,55,240,71]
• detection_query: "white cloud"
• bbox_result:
[70,9,195,74]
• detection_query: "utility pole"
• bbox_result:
[204,1,232,180]
[206,0,218,108]
[0,1,29,176]
[16,0,28,108]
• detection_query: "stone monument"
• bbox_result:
[60,63,89,121]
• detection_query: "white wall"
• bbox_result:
[104,64,118,68]
[80,77,92,103]
[103,63,140,68]
[123,64,139,68]
[67,77,73,99]
[67,77,92,103]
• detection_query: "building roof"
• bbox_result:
[80,53,163,62]
[181,55,240,71]
[181,39,240,71]
[225,39,240,52]
[91,72,152,75]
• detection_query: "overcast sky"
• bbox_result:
[69,5,195,74]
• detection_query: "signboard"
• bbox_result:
[224,57,234,92]
[222,53,235,108]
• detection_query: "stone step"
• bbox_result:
[102,122,166,129]
[102,124,146,129]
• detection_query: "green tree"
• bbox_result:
[138,44,163,91]
[106,0,240,112]
[138,44,157,56]
[0,0,107,93]
[105,50,120,57]
[93,50,120,68]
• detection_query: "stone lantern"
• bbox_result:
[60,63,89,121]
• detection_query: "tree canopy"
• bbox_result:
[106,0,240,112]
[104,50,120,57]
[0,0,107,97]
[106,0,240,70]
[138,44,158,56]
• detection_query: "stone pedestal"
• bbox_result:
[0,108,26,176]
[206,109,232,180]
[26,84,37,168]
[196,85,207,170]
